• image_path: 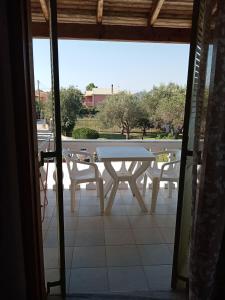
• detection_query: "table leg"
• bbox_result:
[104,161,120,214]
[104,178,113,197]
[105,180,119,215]
[129,161,150,212]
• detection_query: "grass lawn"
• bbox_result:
[99,132,126,139]
[98,132,182,140]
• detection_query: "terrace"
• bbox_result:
[40,139,180,295]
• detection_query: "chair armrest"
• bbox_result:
[73,151,92,157]
[69,157,100,178]
[62,149,93,162]
[152,151,169,156]
[160,160,181,178]
[152,150,179,156]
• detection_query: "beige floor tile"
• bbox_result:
[105,229,135,245]
[49,217,78,230]
[144,265,172,291]
[109,205,127,216]
[65,230,76,247]
[62,205,79,217]
[125,205,148,216]
[128,215,157,228]
[138,244,173,265]
[44,230,59,247]
[133,228,164,244]
[43,205,56,218]
[104,216,130,229]
[160,228,175,243]
[167,244,174,255]
[42,217,52,230]
[69,268,109,293]
[72,246,106,268]
[152,215,176,227]
[77,216,103,230]
[44,247,73,268]
[106,245,141,267]
[108,267,149,292]
[78,205,102,217]
[75,229,105,246]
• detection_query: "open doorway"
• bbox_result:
[36,38,187,296]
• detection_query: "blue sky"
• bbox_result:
[33,39,190,93]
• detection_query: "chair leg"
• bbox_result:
[150,177,160,213]
[96,181,99,196]
[143,174,147,198]
[168,182,173,198]
[71,181,76,212]
[98,178,104,215]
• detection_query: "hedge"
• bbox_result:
[72,127,99,139]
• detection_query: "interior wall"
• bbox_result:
[0,0,45,299]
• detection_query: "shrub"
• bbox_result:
[72,127,99,139]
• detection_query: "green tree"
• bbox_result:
[139,83,185,136]
[136,117,153,138]
[43,86,83,136]
[98,92,143,139]
[79,106,98,118]
[61,86,83,136]
[155,83,186,136]
[140,89,160,125]
[86,83,97,91]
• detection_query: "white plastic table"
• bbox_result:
[96,146,155,214]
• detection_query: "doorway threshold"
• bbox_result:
[48,290,188,300]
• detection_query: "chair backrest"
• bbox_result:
[171,150,181,177]
[63,150,79,179]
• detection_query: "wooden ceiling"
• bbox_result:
[31,0,194,43]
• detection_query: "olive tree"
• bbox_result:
[98,92,143,139]
[140,83,186,137]
[155,83,186,136]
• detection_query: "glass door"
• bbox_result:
[39,0,66,296]
[172,0,216,289]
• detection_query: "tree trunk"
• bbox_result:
[142,128,146,138]
[125,128,130,139]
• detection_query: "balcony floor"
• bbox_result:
[42,186,177,296]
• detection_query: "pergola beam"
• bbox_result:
[149,0,165,26]
[97,0,104,24]
[212,2,217,15]
[32,22,191,43]
[40,0,49,21]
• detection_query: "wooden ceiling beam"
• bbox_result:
[40,0,49,21]
[149,0,165,26]
[32,22,191,43]
[97,0,104,24]
[212,2,217,15]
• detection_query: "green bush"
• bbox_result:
[72,127,99,139]
[155,132,175,139]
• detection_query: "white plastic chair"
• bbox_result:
[63,149,104,214]
[143,150,181,213]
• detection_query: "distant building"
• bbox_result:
[83,87,119,107]
[35,90,49,103]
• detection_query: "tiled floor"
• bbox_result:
[42,187,177,295]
